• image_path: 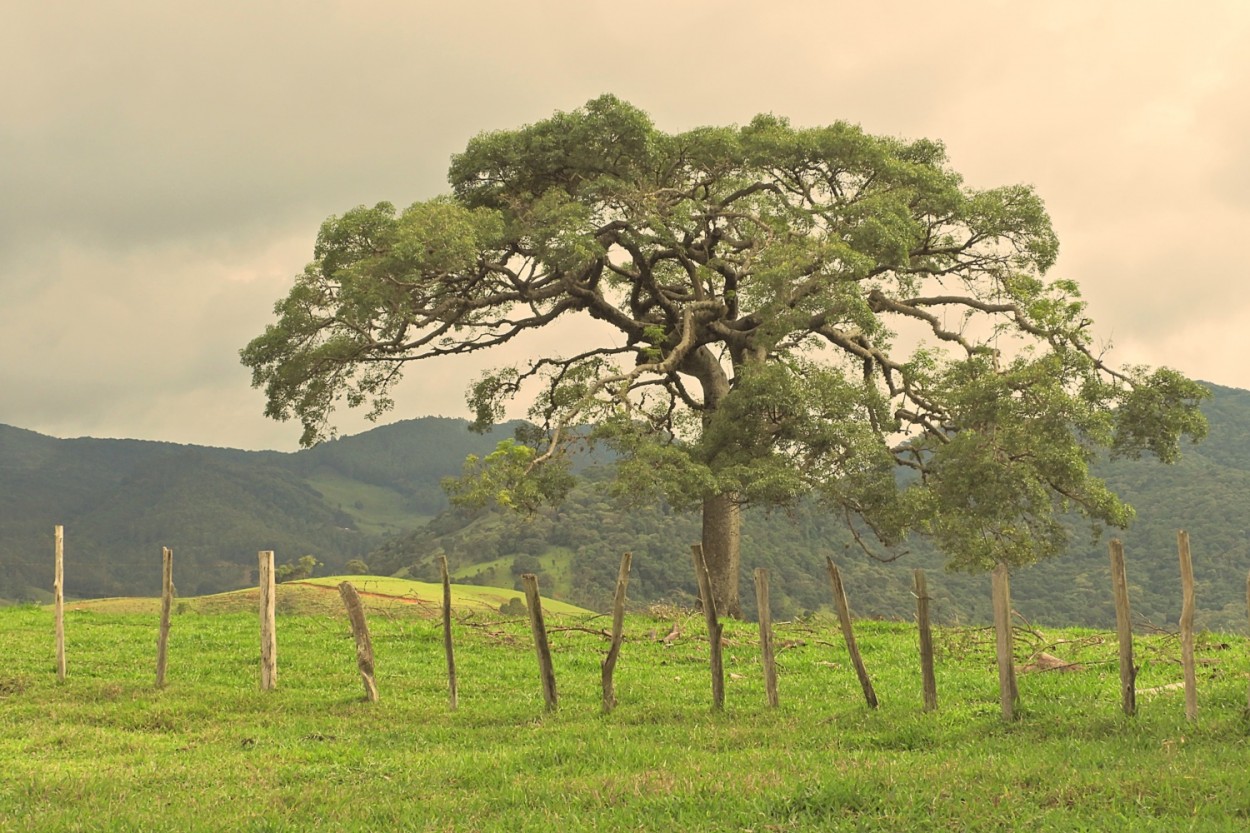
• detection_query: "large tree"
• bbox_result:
[242,95,1206,616]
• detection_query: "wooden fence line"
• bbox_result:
[1177,530,1197,721]
[600,551,632,713]
[827,557,877,709]
[991,563,1017,721]
[522,573,558,712]
[690,543,725,711]
[54,525,66,683]
[1108,539,1135,716]
[439,554,458,711]
[155,547,173,688]
[914,568,938,712]
[37,528,1245,725]
[337,581,379,702]
[754,568,779,708]
[259,550,277,690]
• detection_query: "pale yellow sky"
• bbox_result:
[2,1,1247,450]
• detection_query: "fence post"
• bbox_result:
[155,547,174,688]
[991,563,1017,721]
[54,525,66,682]
[439,554,458,711]
[690,544,725,711]
[1109,539,1135,716]
[827,557,877,708]
[259,550,277,690]
[521,573,558,712]
[914,568,938,712]
[754,568,779,708]
[337,581,378,702]
[1177,530,1197,721]
[601,551,632,713]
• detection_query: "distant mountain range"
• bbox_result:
[4,384,1250,632]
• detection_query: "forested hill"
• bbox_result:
[0,418,519,599]
[4,385,1250,631]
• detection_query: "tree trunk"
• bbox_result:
[701,492,742,618]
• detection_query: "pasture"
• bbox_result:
[2,586,1249,831]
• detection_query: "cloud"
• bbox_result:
[2,1,1248,449]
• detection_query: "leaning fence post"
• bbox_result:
[991,563,1017,721]
[521,573,558,712]
[827,557,877,708]
[914,568,938,712]
[259,550,277,690]
[54,525,66,682]
[690,544,725,711]
[1109,539,1135,716]
[337,581,378,702]
[439,554,458,711]
[1177,530,1197,721]
[601,551,632,713]
[155,547,174,688]
[754,568,779,708]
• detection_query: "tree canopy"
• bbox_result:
[241,95,1207,614]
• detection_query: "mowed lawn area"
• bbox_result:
[2,590,1250,832]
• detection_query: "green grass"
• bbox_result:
[303,469,431,536]
[2,602,1250,832]
[450,547,577,599]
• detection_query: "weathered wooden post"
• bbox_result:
[1246,569,1250,713]
[337,581,378,702]
[1177,530,1197,721]
[601,551,632,713]
[155,546,174,688]
[439,554,458,711]
[521,573,558,711]
[914,568,938,712]
[754,568,779,708]
[259,550,277,690]
[1109,539,1135,716]
[690,544,725,711]
[54,525,66,682]
[991,563,1017,721]
[827,557,877,708]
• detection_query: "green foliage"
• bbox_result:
[276,554,321,582]
[443,439,575,513]
[243,94,1206,591]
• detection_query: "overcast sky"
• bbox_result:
[3,1,1247,451]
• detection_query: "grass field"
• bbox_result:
[3,587,1250,831]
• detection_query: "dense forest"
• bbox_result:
[4,385,1250,631]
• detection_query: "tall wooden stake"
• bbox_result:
[259,550,277,690]
[690,544,724,710]
[1177,530,1197,721]
[827,557,877,708]
[601,551,632,713]
[54,525,65,682]
[155,547,174,688]
[914,568,938,712]
[991,563,1017,721]
[754,568,780,708]
[1109,539,1135,716]
[1246,570,1250,714]
[439,554,458,711]
[337,581,378,702]
[521,573,558,711]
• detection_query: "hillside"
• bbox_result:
[0,419,519,599]
[4,385,1250,630]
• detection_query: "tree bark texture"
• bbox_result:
[701,492,742,619]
